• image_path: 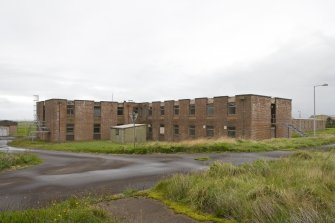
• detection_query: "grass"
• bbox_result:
[0,198,115,223]
[194,156,210,161]
[0,152,42,171]
[152,149,335,222]
[9,130,335,154]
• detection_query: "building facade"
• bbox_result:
[36,94,292,142]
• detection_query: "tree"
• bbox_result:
[326,117,335,128]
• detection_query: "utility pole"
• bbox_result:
[313,84,328,137]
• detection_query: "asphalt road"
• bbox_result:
[0,139,292,211]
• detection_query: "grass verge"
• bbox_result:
[0,152,42,171]
[0,198,115,223]
[152,149,335,222]
[8,129,335,154]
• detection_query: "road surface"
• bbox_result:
[0,139,292,211]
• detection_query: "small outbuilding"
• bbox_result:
[0,120,18,137]
[111,124,147,144]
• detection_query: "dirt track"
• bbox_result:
[0,139,293,211]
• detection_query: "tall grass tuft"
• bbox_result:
[153,150,335,222]
[0,152,42,171]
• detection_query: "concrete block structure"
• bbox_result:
[292,118,326,132]
[36,94,292,142]
[111,124,147,144]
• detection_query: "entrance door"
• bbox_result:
[0,127,9,136]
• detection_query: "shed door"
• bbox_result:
[0,127,9,136]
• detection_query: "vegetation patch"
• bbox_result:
[9,129,335,154]
[194,156,210,161]
[153,150,335,222]
[0,198,114,223]
[147,191,231,223]
[0,152,42,171]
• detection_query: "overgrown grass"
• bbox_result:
[153,150,335,222]
[0,198,115,223]
[9,132,335,154]
[0,152,42,171]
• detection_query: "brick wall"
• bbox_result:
[44,99,67,142]
[74,100,94,141]
[213,96,228,138]
[101,102,117,140]
[275,98,292,138]
[248,95,272,140]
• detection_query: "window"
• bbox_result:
[160,106,165,116]
[117,107,124,116]
[173,125,179,135]
[94,106,101,117]
[189,105,195,116]
[174,105,179,115]
[133,107,139,114]
[148,107,152,116]
[66,124,74,141]
[160,124,165,135]
[94,124,100,133]
[93,124,101,140]
[227,126,236,138]
[207,104,214,116]
[228,103,236,115]
[115,129,119,136]
[189,125,195,136]
[206,125,214,137]
[67,105,74,116]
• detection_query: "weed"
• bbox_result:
[0,152,42,171]
[153,151,335,222]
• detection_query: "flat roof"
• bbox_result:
[111,124,146,129]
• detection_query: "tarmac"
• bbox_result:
[0,139,293,213]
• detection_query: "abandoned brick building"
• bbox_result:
[36,94,292,142]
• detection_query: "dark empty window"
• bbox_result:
[94,106,101,117]
[206,125,214,137]
[174,105,179,115]
[228,103,236,115]
[207,104,214,116]
[66,124,74,141]
[93,124,101,140]
[189,105,195,116]
[227,126,236,138]
[189,125,195,136]
[67,105,74,116]
[148,107,152,116]
[117,107,124,116]
[160,106,165,116]
[148,126,152,138]
[174,125,179,135]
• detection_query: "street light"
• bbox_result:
[313,83,328,136]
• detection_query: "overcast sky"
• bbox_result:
[1,0,334,120]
